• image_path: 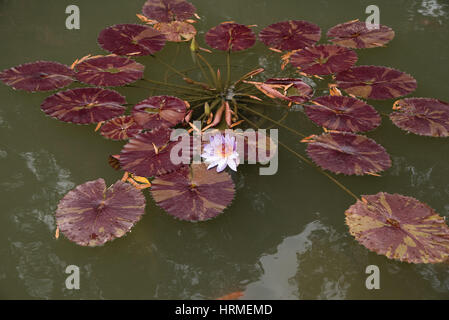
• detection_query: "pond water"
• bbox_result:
[0,0,448,299]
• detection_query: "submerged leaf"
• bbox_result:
[305,132,391,175]
[305,96,381,132]
[259,20,321,51]
[142,0,196,23]
[132,95,187,129]
[205,22,256,52]
[119,128,185,177]
[289,44,358,75]
[336,66,417,100]
[41,88,126,124]
[151,164,235,221]
[389,98,449,137]
[98,24,166,56]
[0,61,74,92]
[346,192,449,263]
[264,78,313,103]
[75,55,144,87]
[100,116,142,140]
[327,20,395,49]
[56,179,146,246]
[154,21,197,42]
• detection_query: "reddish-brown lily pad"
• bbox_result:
[0,61,74,92]
[100,116,142,140]
[305,132,391,175]
[264,78,313,103]
[132,95,187,129]
[205,23,256,52]
[98,24,166,56]
[120,128,185,177]
[75,55,144,87]
[151,164,235,221]
[259,20,321,51]
[345,192,449,263]
[336,66,417,100]
[305,96,381,132]
[154,21,197,42]
[108,154,121,170]
[389,98,449,137]
[41,88,126,124]
[327,20,395,49]
[289,45,358,75]
[142,0,196,23]
[56,178,146,246]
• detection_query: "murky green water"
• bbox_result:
[1,0,448,299]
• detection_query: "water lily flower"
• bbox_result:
[201,133,239,172]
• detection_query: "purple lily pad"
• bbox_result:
[100,116,143,140]
[305,132,391,175]
[142,0,196,23]
[98,24,166,56]
[151,164,235,221]
[56,178,146,246]
[336,66,417,100]
[289,44,358,75]
[305,95,381,132]
[75,55,144,87]
[259,20,321,51]
[0,61,74,92]
[205,22,256,52]
[41,88,126,124]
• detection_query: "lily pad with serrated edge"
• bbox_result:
[100,116,142,140]
[336,66,417,100]
[41,88,126,124]
[98,24,166,56]
[305,132,391,175]
[327,20,395,49]
[389,98,449,137]
[55,178,146,247]
[264,78,313,103]
[142,0,196,23]
[289,44,358,75]
[119,128,186,177]
[0,61,74,92]
[305,95,381,132]
[154,21,197,42]
[132,95,187,129]
[259,20,321,51]
[205,23,256,52]
[345,192,449,263]
[151,164,235,221]
[75,55,144,87]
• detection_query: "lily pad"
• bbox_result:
[345,192,449,263]
[305,132,391,175]
[389,98,449,137]
[336,66,417,100]
[151,164,235,221]
[264,78,313,103]
[75,55,144,87]
[305,96,381,132]
[289,44,358,75]
[142,0,196,23]
[41,88,126,124]
[119,128,185,177]
[0,61,74,92]
[205,22,256,52]
[108,154,121,170]
[132,95,187,129]
[259,20,321,51]
[154,21,197,42]
[100,116,142,140]
[98,24,166,56]
[56,178,146,246]
[327,20,395,49]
